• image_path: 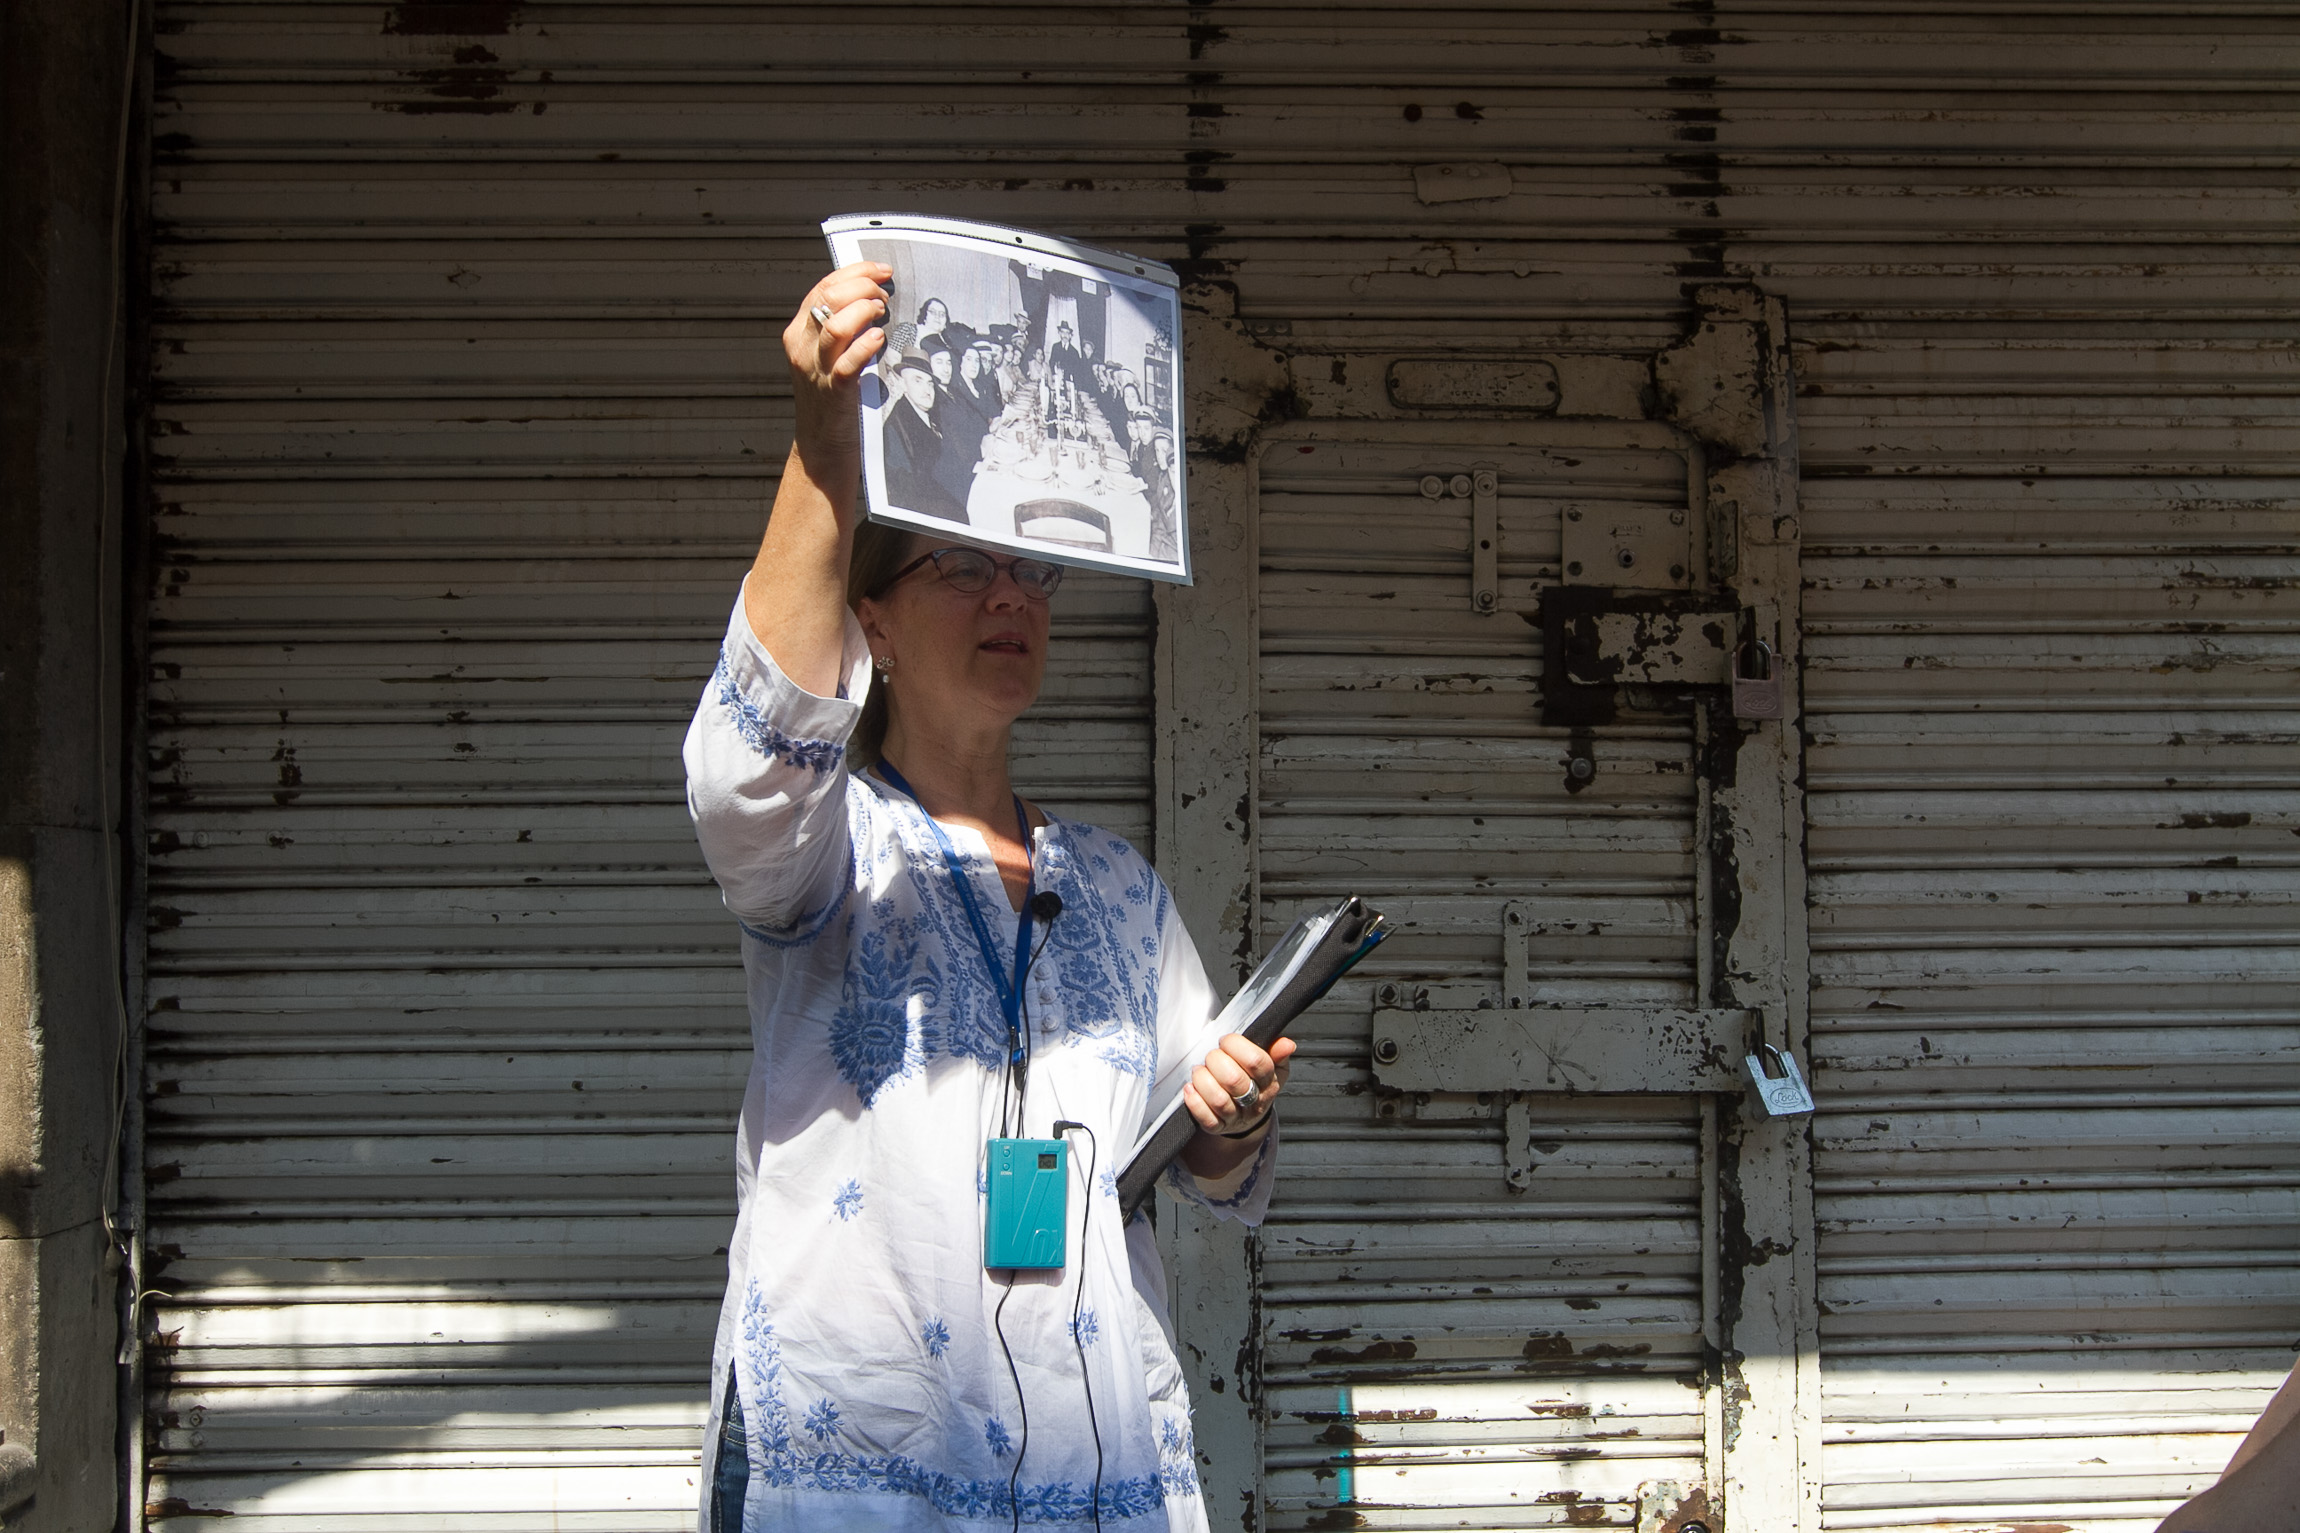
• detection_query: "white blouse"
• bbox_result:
[684,593,1275,1532]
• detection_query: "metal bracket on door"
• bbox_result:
[1419,466,1503,613]
[1368,901,1754,1186]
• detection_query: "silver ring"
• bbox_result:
[809,303,834,328]
[1232,1079,1261,1113]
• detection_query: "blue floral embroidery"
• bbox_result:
[1070,1308,1100,1348]
[1097,1167,1118,1200]
[828,918,939,1106]
[1158,1416,1197,1498]
[739,1290,1167,1519]
[714,646,844,774]
[922,1318,950,1358]
[832,1179,864,1221]
[736,1285,793,1472]
[806,1398,841,1440]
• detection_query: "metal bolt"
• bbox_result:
[1419,475,1443,499]
[1473,470,1497,495]
[1669,508,1686,525]
[1475,589,1496,611]
[1565,508,1582,522]
[1670,564,1685,581]
[1567,755,1595,782]
[1448,474,1472,498]
[1372,1037,1399,1065]
[1566,560,1582,577]
[1680,1523,1711,1533]
[1377,1100,1398,1119]
[1377,983,1399,1006]
[1615,547,1636,569]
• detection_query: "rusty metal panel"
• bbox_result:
[1797,325,2300,1533]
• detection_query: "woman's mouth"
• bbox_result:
[980,635,1030,655]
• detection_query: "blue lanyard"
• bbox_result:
[874,761,1035,1050]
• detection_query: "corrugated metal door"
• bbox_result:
[1796,335,2300,1529]
[1250,430,1722,1530]
[137,8,1164,1528]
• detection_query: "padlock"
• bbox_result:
[1745,1045,1815,1117]
[1732,638,1785,720]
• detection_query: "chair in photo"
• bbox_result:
[1012,498,1113,553]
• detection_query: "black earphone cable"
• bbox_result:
[1053,1119,1104,1532]
[993,1273,1028,1533]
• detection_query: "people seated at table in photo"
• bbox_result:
[964,339,1003,420]
[882,353,966,523]
[932,337,993,510]
[1048,319,1084,385]
[1136,429,1180,563]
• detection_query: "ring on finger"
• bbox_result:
[809,303,834,328]
[1231,1078,1261,1113]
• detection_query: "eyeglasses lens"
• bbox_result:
[928,550,1062,599]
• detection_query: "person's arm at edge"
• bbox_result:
[2151,1357,2300,1533]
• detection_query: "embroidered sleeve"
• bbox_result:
[1143,872,1279,1228]
[683,588,874,928]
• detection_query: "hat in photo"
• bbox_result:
[893,351,934,376]
[989,324,1017,344]
[942,321,978,352]
[921,334,952,357]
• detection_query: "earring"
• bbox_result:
[875,654,894,678]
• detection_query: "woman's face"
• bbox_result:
[857,538,1050,738]
[919,299,949,332]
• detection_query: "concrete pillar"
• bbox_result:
[2,0,136,1525]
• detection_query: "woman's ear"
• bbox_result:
[855,595,892,664]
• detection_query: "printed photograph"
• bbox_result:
[824,214,1190,583]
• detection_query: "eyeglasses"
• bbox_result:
[879,547,1065,601]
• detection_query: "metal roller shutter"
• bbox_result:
[139,7,1160,1528]
[1796,333,2300,1532]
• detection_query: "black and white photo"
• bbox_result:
[824,213,1190,583]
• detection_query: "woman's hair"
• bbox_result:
[844,518,917,770]
[917,297,948,328]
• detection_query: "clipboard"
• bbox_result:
[1116,896,1389,1223]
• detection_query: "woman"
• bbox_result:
[684,260,1291,1532]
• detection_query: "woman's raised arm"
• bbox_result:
[680,266,891,930]
[743,262,892,697]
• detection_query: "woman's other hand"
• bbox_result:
[783,261,891,474]
[1182,1033,1297,1139]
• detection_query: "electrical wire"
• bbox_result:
[1054,1119,1104,1532]
[992,1274,1029,1533]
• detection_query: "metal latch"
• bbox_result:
[1745,1045,1814,1117]
[1417,468,1503,614]
[1561,502,1692,590]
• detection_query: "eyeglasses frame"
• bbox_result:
[874,546,1065,601]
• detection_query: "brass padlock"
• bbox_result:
[1732,638,1784,720]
